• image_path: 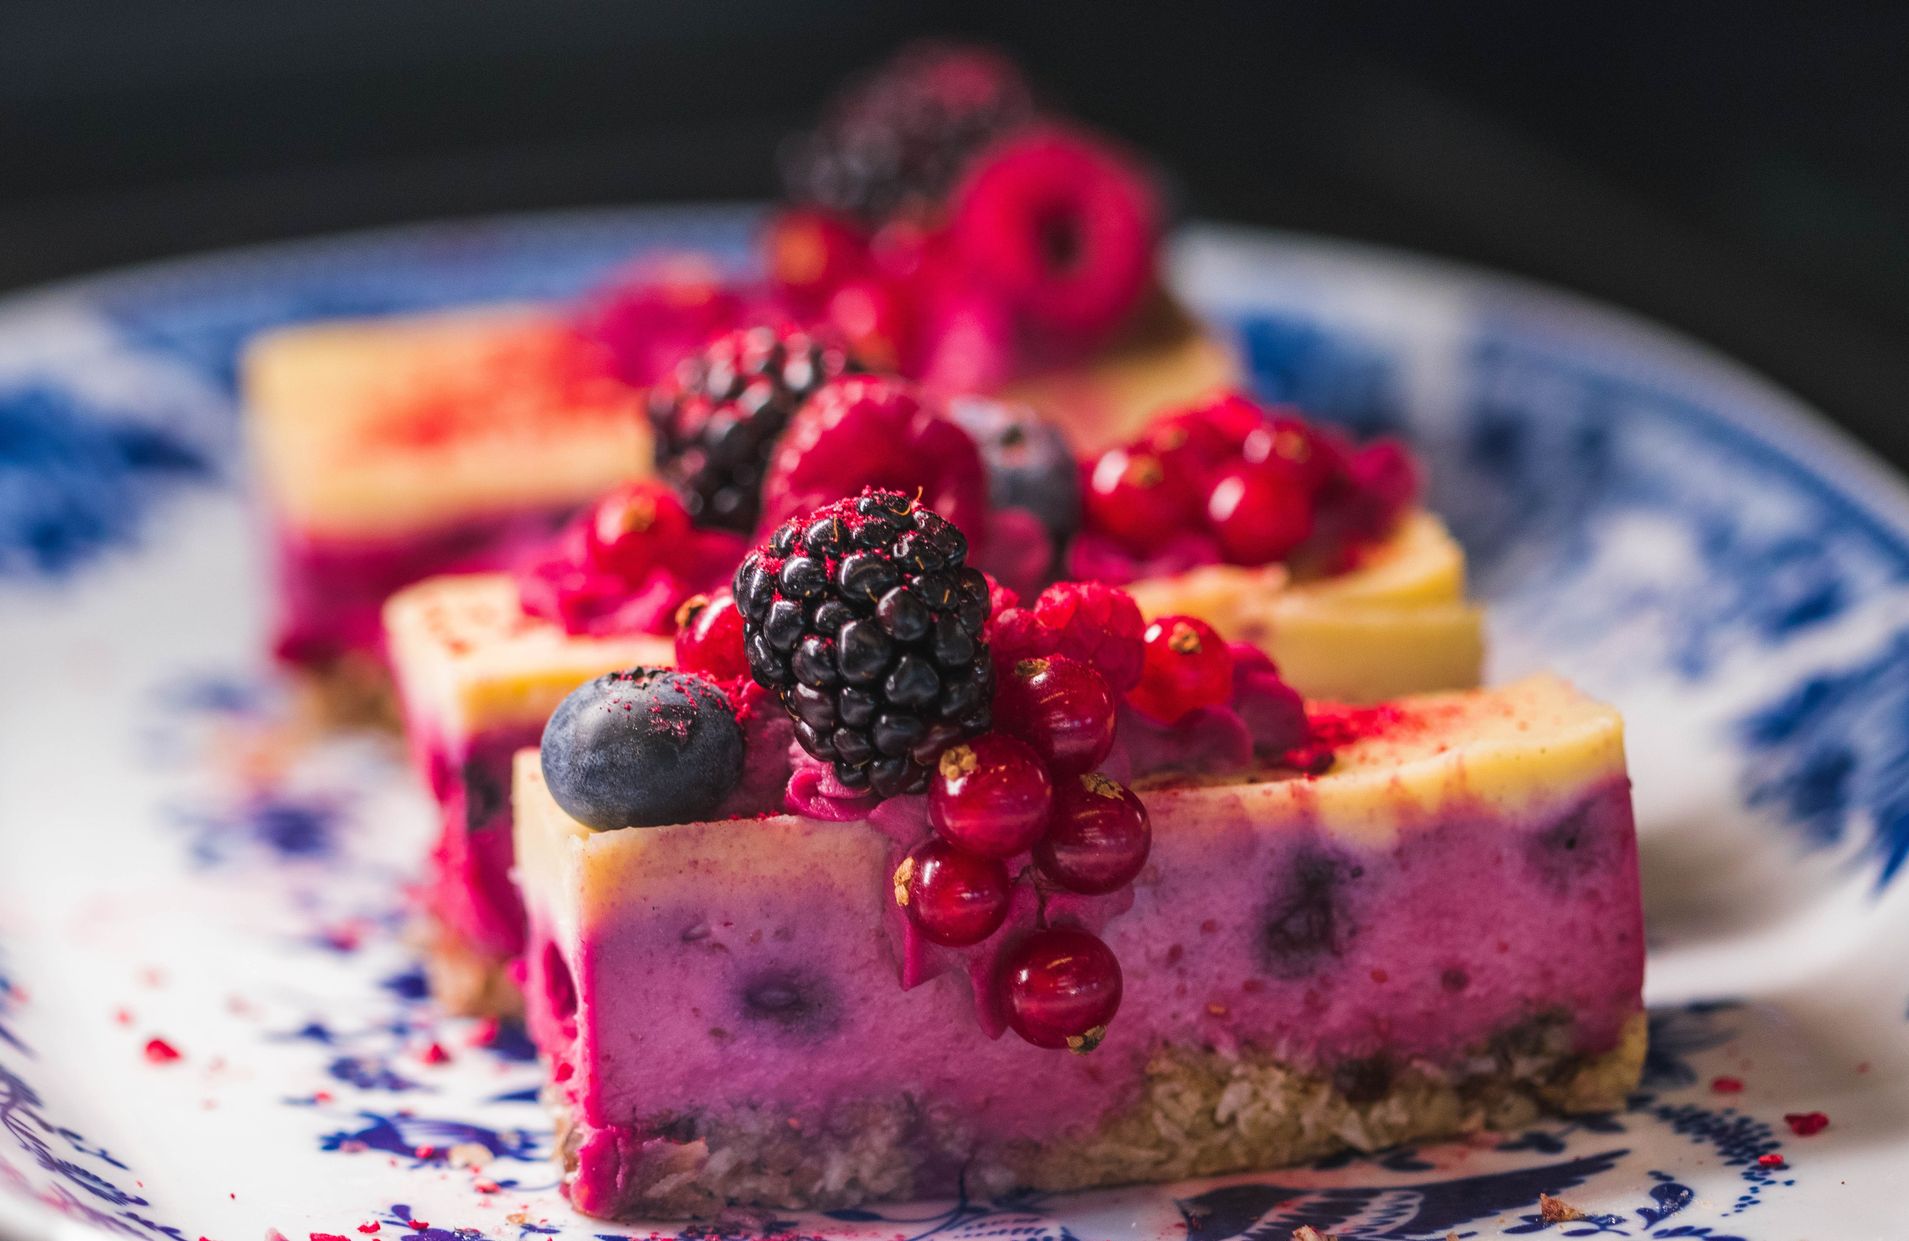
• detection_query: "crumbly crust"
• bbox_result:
[555,1011,1647,1219]
[417,915,523,1019]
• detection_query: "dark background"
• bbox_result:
[5,2,1906,468]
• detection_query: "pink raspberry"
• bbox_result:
[1031,581,1146,691]
[762,208,870,314]
[986,605,1061,676]
[757,375,990,544]
[579,257,748,387]
[949,124,1159,355]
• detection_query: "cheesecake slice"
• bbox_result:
[387,498,1479,1013]
[245,307,650,691]
[514,673,1644,1218]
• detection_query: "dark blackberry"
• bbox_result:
[780,41,1035,223]
[647,325,859,533]
[734,489,993,797]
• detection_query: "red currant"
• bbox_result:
[1242,414,1345,498]
[1205,459,1314,565]
[893,838,1012,947]
[999,926,1123,1051]
[929,734,1053,858]
[1034,773,1151,894]
[1083,447,1197,555]
[1147,393,1263,472]
[673,590,749,681]
[586,484,692,581]
[1128,615,1235,722]
[995,656,1117,775]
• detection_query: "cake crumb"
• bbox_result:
[448,1142,491,1169]
[1291,1228,1338,1241]
[1538,1193,1587,1222]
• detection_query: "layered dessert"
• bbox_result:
[387,366,1480,1013]
[509,490,1643,1217]
[246,306,652,697]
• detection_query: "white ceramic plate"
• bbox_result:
[3,207,1906,1241]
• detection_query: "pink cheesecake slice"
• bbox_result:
[514,673,1645,1217]
[245,307,650,700]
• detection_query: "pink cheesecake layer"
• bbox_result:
[412,717,544,962]
[524,776,1640,1213]
[271,508,575,667]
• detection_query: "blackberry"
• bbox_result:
[781,41,1035,223]
[647,325,859,533]
[735,489,994,797]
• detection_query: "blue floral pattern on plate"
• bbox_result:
[2,209,1905,1239]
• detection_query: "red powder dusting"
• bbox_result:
[1785,1111,1830,1136]
[357,1225,381,1234]
[1304,702,1412,749]
[312,1090,332,1104]
[313,1234,351,1241]
[114,1007,133,1025]
[414,1144,438,1159]
[553,1059,575,1083]
[1710,1076,1744,1094]
[1758,1152,1785,1168]
[406,1221,429,1231]
[474,1180,501,1194]
[468,1017,501,1048]
[354,325,633,455]
[419,1041,451,1065]
[143,1037,182,1064]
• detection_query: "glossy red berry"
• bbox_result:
[995,656,1117,775]
[999,926,1123,1051]
[674,590,749,681]
[585,484,693,582]
[1034,773,1151,894]
[1146,393,1264,476]
[1242,414,1346,497]
[1129,615,1235,722]
[894,838,1012,947]
[930,733,1053,858]
[1083,447,1197,556]
[1205,460,1314,565]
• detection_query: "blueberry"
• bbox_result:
[948,396,1082,549]
[737,967,839,1038]
[539,668,744,830]
[1525,799,1610,888]
[1257,850,1357,978]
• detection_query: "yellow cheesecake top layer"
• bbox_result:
[246,306,649,536]
[514,673,1624,927]
[385,572,672,740]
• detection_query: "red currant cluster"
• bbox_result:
[1081,391,1419,572]
[516,483,747,638]
[891,581,1157,1053]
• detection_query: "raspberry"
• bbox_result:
[648,324,861,533]
[580,258,748,388]
[1030,581,1146,692]
[762,208,870,313]
[758,375,990,544]
[781,41,1036,223]
[734,489,993,796]
[949,124,1159,352]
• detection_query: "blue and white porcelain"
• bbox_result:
[2,207,1905,1240]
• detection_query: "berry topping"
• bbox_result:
[893,837,1013,947]
[1129,616,1235,723]
[758,375,990,543]
[580,258,747,388]
[950,125,1159,352]
[1034,772,1152,895]
[673,590,749,682]
[1083,447,1198,556]
[762,209,870,314]
[995,656,1117,775]
[735,490,994,796]
[1205,459,1314,565]
[648,324,861,533]
[1030,581,1147,691]
[929,733,1054,858]
[539,668,743,830]
[998,926,1123,1052]
[947,396,1082,554]
[518,484,746,638]
[781,41,1036,224]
